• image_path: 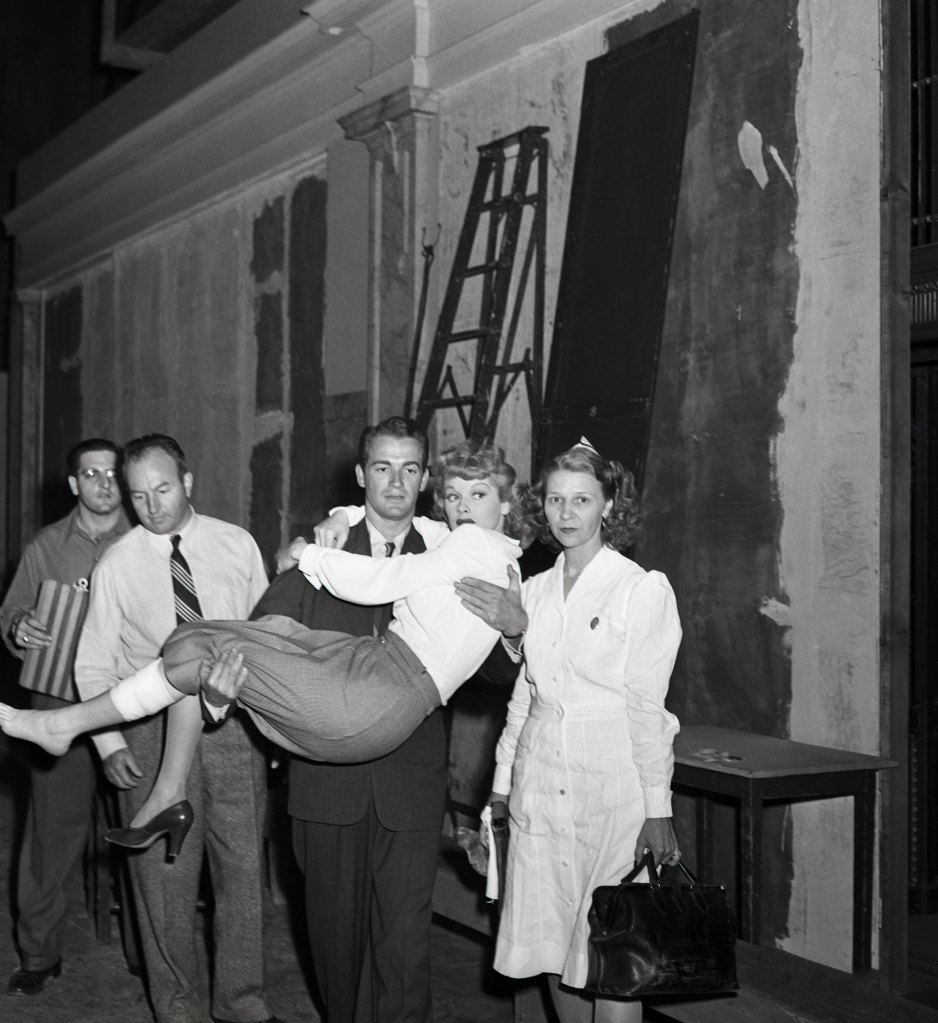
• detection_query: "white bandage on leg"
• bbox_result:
[109,659,181,721]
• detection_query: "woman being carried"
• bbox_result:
[0,442,536,850]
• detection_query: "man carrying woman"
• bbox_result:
[0,440,537,810]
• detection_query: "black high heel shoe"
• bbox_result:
[106,799,195,859]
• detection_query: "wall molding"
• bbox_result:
[5,0,634,287]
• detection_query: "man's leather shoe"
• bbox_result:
[6,961,62,996]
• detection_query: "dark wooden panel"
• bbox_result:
[910,357,938,914]
[42,287,83,524]
[537,11,698,484]
[251,196,285,285]
[249,434,283,575]
[588,0,801,950]
[288,175,327,525]
[254,292,283,413]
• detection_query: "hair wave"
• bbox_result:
[430,440,539,548]
[532,445,643,552]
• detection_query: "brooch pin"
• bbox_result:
[590,617,599,630]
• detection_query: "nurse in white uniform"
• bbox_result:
[481,440,682,1023]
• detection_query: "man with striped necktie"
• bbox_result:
[74,434,279,1023]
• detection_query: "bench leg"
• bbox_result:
[695,793,714,878]
[739,782,761,945]
[853,773,875,970]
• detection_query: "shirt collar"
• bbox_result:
[365,519,410,556]
[140,506,198,552]
[67,505,132,544]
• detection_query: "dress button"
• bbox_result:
[559,788,566,795]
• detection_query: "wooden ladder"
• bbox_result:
[413,127,548,472]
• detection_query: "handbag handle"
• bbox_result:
[621,850,699,887]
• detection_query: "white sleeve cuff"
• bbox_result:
[328,505,365,526]
[297,545,325,587]
[643,790,674,818]
[492,763,513,795]
[91,731,129,762]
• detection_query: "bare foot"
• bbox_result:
[0,702,74,756]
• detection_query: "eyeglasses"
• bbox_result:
[77,468,119,483]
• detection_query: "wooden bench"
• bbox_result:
[673,726,896,970]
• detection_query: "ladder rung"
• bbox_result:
[491,361,529,374]
[440,328,493,344]
[459,262,500,278]
[475,193,541,215]
[422,395,477,411]
[477,126,549,156]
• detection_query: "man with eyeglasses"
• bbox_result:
[0,438,130,996]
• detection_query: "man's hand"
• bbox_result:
[313,511,351,550]
[634,817,681,868]
[103,748,144,789]
[201,649,248,709]
[10,610,53,650]
[274,535,309,575]
[455,565,526,636]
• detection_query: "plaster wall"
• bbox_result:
[779,1,884,967]
[46,161,333,545]
[100,198,255,526]
[433,0,885,969]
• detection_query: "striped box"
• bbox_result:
[19,579,90,702]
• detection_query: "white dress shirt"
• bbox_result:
[75,510,269,760]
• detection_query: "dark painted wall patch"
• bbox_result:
[42,287,83,524]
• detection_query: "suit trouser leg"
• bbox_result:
[199,715,270,1023]
[16,694,98,971]
[293,813,374,1023]
[369,822,440,1023]
[120,713,207,1023]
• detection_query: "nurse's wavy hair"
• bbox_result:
[431,441,539,548]
[532,443,644,552]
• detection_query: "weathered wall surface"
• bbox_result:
[93,200,253,526]
[432,0,883,969]
[779,1,884,967]
[643,0,802,953]
[36,163,337,569]
[42,287,83,523]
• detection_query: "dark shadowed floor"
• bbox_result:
[0,736,516,1023]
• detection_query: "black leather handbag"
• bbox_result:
[585,851,739,997]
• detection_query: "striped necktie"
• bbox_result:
[170,534,203,624]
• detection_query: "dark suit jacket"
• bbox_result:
[251,521,447,831]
